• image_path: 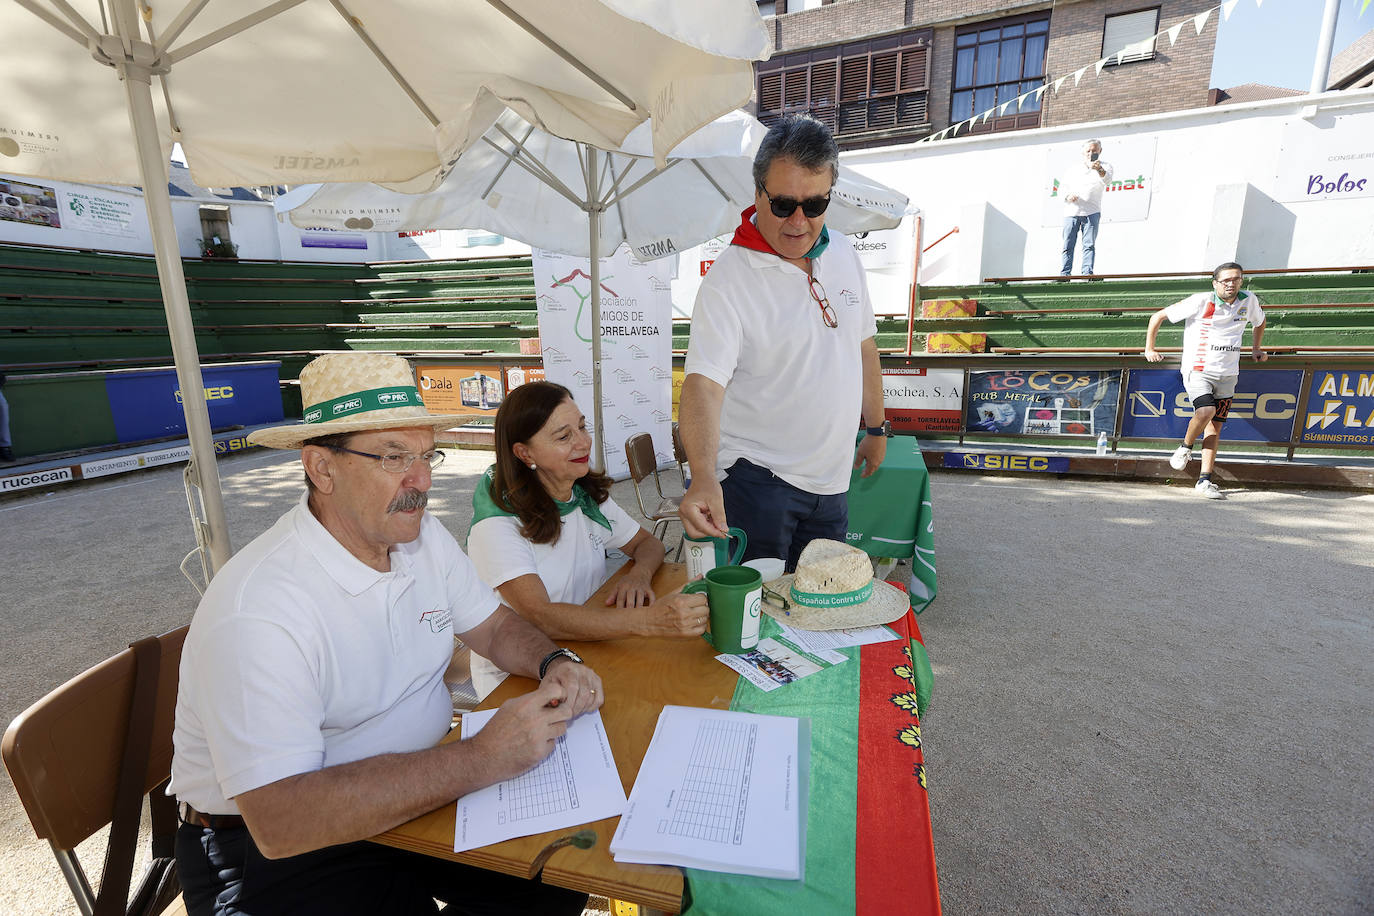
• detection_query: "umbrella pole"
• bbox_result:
[587,147,606,474]
[121,68,233,576]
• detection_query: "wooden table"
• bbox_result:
[372,562,728,913]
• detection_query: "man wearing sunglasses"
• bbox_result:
[1144,262,1268,499]
[679,115,887,572]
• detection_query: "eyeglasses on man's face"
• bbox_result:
[760,184,832,220]
[326,444,445,474]
[808,274,838,329]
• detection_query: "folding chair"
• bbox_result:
[670,421,689,489]
[624,431,683,556]
[3,626,189,916]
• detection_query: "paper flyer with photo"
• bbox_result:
[717,637,847,692]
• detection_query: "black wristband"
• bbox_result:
[538,647,583,680]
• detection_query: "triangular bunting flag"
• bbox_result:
[1095,57,1108,76]
[1116,49,1127,65]
[1168,22,1185,45]
[1053,76,1067,93]
[1255,0,1263,7]
[1016,92,1031,110]
[981,109,993,124]
[1222,0,1239,19]
[1034,85,1048,100]
[1194,9,1211,34]
[999,101,1013,115]
[1074,66,1087,86]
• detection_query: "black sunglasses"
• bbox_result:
[760,185,831,219]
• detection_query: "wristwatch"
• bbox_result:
[865,420,892,438]
[538,647,584,679]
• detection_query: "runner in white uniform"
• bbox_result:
[1145,262,1268,499]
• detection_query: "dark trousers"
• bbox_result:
[720,458,848,572]
[176,822,588,916]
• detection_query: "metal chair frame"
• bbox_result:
[624,431,683,557]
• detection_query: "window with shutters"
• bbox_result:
[1102,8,1160,65]
[756,29,933,147]
[950,13,1049,135]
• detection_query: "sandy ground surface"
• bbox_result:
[2,447,1371,914]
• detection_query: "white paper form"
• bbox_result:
[610,706,802,879]
[454,709,627,852]
[776,621,903,654]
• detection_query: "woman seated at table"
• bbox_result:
[467,380,707,697]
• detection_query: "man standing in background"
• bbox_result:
[1060,139,1112,278]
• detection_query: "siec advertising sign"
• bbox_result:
[1121,369,1302,443]
[1299,369,1374,447]
[942,453,1069,473]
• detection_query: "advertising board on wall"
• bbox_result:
[966,369,1120,437]
[503,365,546,392]
[882,367,963,433]
[0,177,60,228]
[415,364,507,418]
[1299,369,1374,447]
[1275,114,1374,203]
[104,363,284,444]
[1041,137,1156,227]
[62,187,135,237]
[1122,369,1302,443]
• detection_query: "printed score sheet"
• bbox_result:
[610,705,803,879]
[454,708,627,852]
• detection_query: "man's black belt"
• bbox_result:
[179,802,246,830]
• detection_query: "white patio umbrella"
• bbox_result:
[281,109,911,469]
[3,0,769,576]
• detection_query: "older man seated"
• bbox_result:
[170,352,600,916]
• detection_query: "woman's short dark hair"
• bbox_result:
[752,115,839,191]
[490,381,611,545]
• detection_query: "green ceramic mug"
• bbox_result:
[683,526,748,580]
[683,565,762,655]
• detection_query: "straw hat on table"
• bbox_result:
[761,539,909,630]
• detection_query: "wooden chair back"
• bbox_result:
[2,625,188,913]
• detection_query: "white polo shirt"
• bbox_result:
[1164,290,1265,377]
[170,493,500,814]
[466,497,640,697]
[685,231,877,495]
[1062,160,1114,217]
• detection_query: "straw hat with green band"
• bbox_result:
[761,538,910,630]
[249,353,467,450]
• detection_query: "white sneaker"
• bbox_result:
[1169,445,1192,470]
[1195,478,1225,500]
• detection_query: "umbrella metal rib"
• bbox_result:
[330,0,439,127]
[484,0,638,114]
[163,0,308,65]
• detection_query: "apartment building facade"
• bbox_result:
[754,0,1219,148]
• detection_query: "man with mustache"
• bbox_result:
[170,353,600,915]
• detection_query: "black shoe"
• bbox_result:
[0,447,13,462]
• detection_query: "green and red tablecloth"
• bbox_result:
[683,610,940,915]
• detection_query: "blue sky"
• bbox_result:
[1210,0,1372,90]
